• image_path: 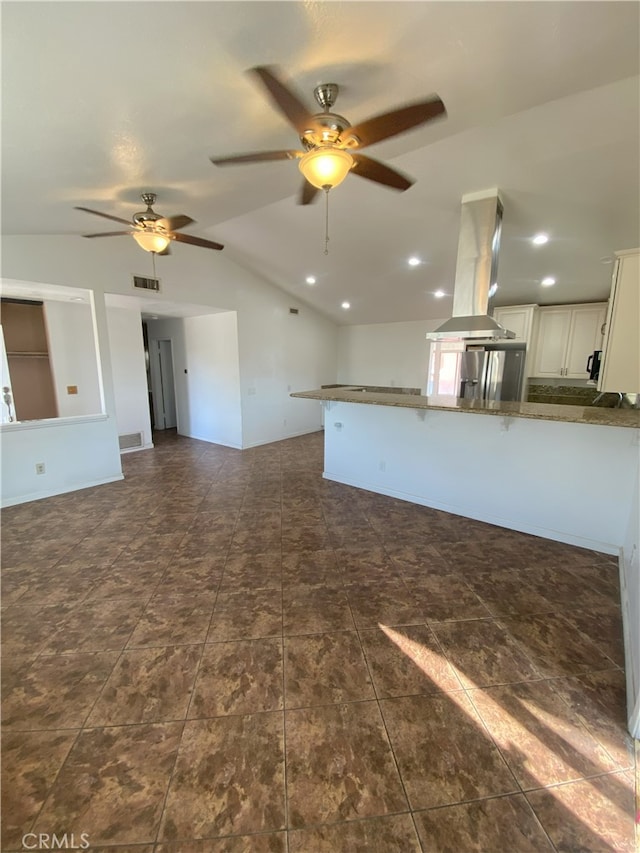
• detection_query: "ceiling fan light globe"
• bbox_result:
[133,231,171,253]
[299,147,353,190]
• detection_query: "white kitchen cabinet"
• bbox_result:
[598,249,640,393]
[493,304,538,344]
[530,303,607,379]
[564,305,608,377]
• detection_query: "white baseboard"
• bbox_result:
[1,474,125,507]
[120,442,154,455]
[619,547,640,738]
[178,430,242,450]
[323,470,620,556]
[243,426,323,449]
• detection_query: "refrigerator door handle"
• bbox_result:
[484,350,505,401]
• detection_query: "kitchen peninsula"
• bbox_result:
[291,386,639,555]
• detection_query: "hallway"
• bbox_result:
[1,430,635,851]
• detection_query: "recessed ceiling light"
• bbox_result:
[532,233,549,245]
[434,290,446,298]
[341,301,350,309]
[305,276,316,285]
[408,256,421,267]
[541,276,556,287]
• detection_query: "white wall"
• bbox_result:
[105,305,153,450]
[337,318,447,389]
[1,415,123,506]
[45,300,103,417]
[147,313,243,448]
[240,302,336,447]
[0,289,123,507]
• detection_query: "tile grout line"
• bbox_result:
[337,520,425,851]
[277,453,291,853]
[151,467,243,847]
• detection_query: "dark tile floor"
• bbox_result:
[1,429,637,852]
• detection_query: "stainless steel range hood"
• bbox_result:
[427,189,515,340]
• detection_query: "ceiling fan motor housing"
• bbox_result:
[300,112,357,150]
[133,193,163,229]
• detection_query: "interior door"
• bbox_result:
[157,339,177,429]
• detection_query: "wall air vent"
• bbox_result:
[118,431,144,452]
[132,275,160,292]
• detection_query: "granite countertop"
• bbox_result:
[291,386,640,429]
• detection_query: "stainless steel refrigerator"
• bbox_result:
[459,343,526,402]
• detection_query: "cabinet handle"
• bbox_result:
[586,354,593,373]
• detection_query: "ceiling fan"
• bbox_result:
[210,66,447,204]
[75,193,224,254]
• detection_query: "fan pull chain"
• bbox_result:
[152,250,157,279]
[324,187,330,255]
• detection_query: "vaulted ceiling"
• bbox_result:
[2,1,639,324]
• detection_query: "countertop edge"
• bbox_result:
[290,388,640,429]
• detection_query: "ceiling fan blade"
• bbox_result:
[350,153,414,191]
[299,181,321,206]
[171,232,224,251]
[344,97,446,148]
[74,206,133,227]
[249,66,315,134]
[82,230,135,238]
[157,215,194,232]
[211,149,302,166]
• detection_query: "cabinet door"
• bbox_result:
[564,305,607,378]
[599,252,640,392]
[530,309,572,377]
[493,306,535,343]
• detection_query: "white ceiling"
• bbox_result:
[2,1,639,325]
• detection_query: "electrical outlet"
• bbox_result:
[35,462,45,475]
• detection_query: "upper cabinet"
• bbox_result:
[598,249,640,393]
[493,304,538,344]
[529,303,607,379]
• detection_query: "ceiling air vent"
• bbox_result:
[289,307,299,315]
[132,275,160,292]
